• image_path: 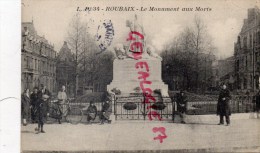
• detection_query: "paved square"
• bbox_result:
[21,114,260,152]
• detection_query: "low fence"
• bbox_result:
[49,100,104,116]
[69,102,104,115]
[49,95,257,121]
[186,95,255,115]
[115,96,174,121]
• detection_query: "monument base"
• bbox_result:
[107,58,168,96]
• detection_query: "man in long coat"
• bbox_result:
[30,87,39,123]
[175,90,188,124]
[217,84,231,126]
[100,100,112,124]
[21,88,31,126]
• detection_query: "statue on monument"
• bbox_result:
[114,15,162,60]
[114,43,162,60]
[108,15,168,96]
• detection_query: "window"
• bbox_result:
[30,57,33,69]
[256,53,258,63]
[26,56,29,68]
[251,75,253,86]
[23,57,26,68]
[243,37,247,49]
[258,31,260,44]
[244,78,247,89]
[32,58,34,69]
[245,56,247,69]
[43,61,45,72]
[236,60,239,71]
[33,58,36,69]
[250,34,252,48]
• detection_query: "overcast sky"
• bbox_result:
[22,0,260,59]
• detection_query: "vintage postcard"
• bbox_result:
[19,0,260,152]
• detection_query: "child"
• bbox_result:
[35,94,49,134]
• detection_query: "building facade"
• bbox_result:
[234,7,260,92]
[56,41,75,97]
[218,56,235,90]
[21,21,57,93]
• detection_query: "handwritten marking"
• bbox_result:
[126,29,167,143]
[152,127,167,143]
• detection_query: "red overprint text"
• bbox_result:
[127,31,167,143]
[152,127,168,143]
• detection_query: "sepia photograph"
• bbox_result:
[17,0,260,152]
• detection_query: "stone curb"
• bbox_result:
[22,146,260,153]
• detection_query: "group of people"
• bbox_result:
[86,99,112,124]
[69,91,113,125]
[174,84,247,126]
[21,85,114,134]
[23,83,260,133]
[21,84,51,133]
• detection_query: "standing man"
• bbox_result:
[37,84,51,124]
[217,84,232,126]
[21,88,31,126]
[175,90,188,124]
[254,90,260,118]
[57,85,68,115]
[30,87,39,123]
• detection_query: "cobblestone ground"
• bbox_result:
[21,113,260,153]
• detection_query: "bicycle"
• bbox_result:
[47,99,83,124]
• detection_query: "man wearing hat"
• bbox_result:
[175,90,188,124]
[86,101,97,124]
[100,100,112,124]
[38,84,51,100]
[35,94,49,133]
[217,84,231,126]
[30,87,39,123]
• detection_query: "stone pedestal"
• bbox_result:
[107,58,168,96]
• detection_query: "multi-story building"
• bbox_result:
[218,56,235,90]
[234,6,260,92]
[21,21,57,93]
[56,41,75,97]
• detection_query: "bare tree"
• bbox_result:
[67,13,84,96]
[161,15,216,92]
[192,15,205,90]
[67,15,114,94]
